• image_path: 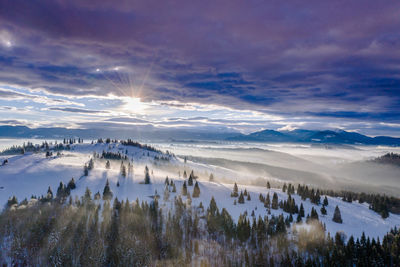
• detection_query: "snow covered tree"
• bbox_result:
[238,191,245,204]
[232,182,239,197]
[164,176,169,185]
[183,170,187,179]
[84,164,89,176]
[267,181,271,189]
[192,181,200,198]
[164,185,170,201]
[172,183,177,193]
[83,187,92,203]
[247,192,251,201]
[7,196,18,208]
[103,179,113,200]
[323,196,329,206]
[283,183,287,192]
[188,170,194,186]
[47,186,53,200]
[88,158,94,170]
[182,181,188,196]
[332,205,342,223]
[67,177,76,190]
[209,173,214,182]
[300,203,305,217]
[120,164,126,177]
[105,160,111,169]
[321,205,327,215]
[271,192,278,209]
[264,193,270,208]
[144,165,151,184]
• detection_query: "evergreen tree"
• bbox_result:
[321,205,327,215]
[192,181,200,198]
[164,176,169,185]
[283,183,287,192]
[232,182,239,197]
[264,193,271,208]
[323,196,329,206]
[144,165,151,184]
[7,196,18,208]
[333,205,343,223]
[172,183,177,193]
[209,173,214,182]
[238,191,245,204]
[183,170,187,178]
[271,192,278,209]
[247,193,251,201]
[182,181,188,196]
[84,164,89,176]
[67,177,76,190]
[88,158,94,170]
[267,181,271,189]
[188,171,194,186]
[300,203,305,217]
[120,164,126,177]
[103,179,113,200]
[105,160,111,169]
[47,186,53,199]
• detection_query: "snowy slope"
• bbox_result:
[0,142,399,241]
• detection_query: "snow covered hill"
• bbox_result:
[1,141,399,241]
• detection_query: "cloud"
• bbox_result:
[47,107,108,114]
[0,0,399,134]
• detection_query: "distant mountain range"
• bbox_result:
[1,125,400,145]
[227,129,400,145]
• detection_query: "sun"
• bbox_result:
[122,96,148,114]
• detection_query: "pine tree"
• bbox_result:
[47,186,53,199]
[83,187,92,203]
[247,193,251,201]
[188,170,194,186]
[283,183,287,192]
[267,181,271,189]
[103,179,113,200]
[164,176,169,185]
[144,165,151,184]
[192,181,200,198]
[67,177,76,190]
[264,193,270,208]
[209,173,214,182]
[300,203,305,217]
[120,164,126,177]
[321,205,327,215]
[238,191,245,204]
[88,158,94,170]
[7,196,18,208]
[105,160,111,169]
[232,182,239,197]
[271,192,278,209]
[296,213,302,223]
[332,205,343,223]
[172,183,177,193]
[323,196,329,206]
[84,164,89,176]
[183,170,187,178]
[182,181,188,196]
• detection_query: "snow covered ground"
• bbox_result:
[0,141,399,241]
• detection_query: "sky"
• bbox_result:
[0,0,400,136]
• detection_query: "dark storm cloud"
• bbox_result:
[0,0,400,124]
